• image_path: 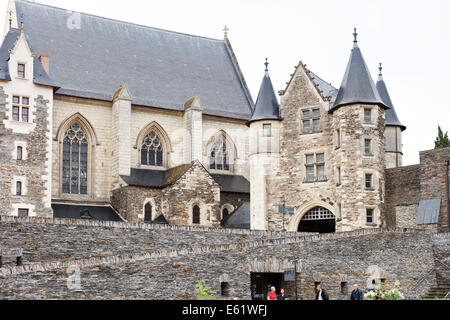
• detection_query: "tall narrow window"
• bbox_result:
[263,124,272,137]
[17,146,23,160]
[364,108,372,124]
[210,138,230,171]
[222,208,229,220]
[365,174,373,189]
[141,131,164,167]
[144,203,152,222]
[336,129,341,148]
[192,205,200,225]
[16,181,22,196]
[365,139,372,155]
[62,123,88,195]
[17,63,25,78]
[12,106,19,121]
[21,107,29,122]
[337,167,341,185]
[366,208,374,224]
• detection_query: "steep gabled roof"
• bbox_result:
[331,33,388,112]
[248,62,282,125]
[14,0,253,120]
[376,66,406,131]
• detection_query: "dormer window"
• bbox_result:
[17,63,25,79]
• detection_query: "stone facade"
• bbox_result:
[263,63,387,232]
[384,147,450,233]
[0,86,52,218]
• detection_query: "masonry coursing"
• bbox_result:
[0,217,447,300]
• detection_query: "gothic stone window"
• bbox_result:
[210,138,230,171]
[141,131,164,167]
[62,123,88,195]
[193,205,200,225]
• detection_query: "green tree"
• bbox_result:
[434,126,450,149]
[194,280,215,300]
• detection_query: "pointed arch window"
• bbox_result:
[209,138,230,171]
[193,205,200,225]
[141,131,164,167]
[62,123,88,195]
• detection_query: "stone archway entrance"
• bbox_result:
[297,206,336,234]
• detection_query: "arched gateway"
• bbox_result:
[297,206,336,234]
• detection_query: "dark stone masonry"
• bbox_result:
[0,217,448,300]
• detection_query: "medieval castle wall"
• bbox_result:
[0,216,446,300]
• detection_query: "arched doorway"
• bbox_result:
[298,206,336,234]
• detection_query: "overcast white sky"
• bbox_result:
[2,0,449,165]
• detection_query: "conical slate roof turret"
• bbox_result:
[247,59,282,125]
[330,29,389,112]
[376,63,406,131]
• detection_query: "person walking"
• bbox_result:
[267,286,278,300]
[350,284,363,300]
[315,284,329,300]
[277,288,288,300]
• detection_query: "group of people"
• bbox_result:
[315,284,364,300]
[266,284,365,300]
[266,287,288,300]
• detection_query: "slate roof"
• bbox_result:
[308,70,338,104]
[221,203,250,229]
[331,42,389,112]
[248,67,282,124]
[14,0,253,120]
[120,164,193,188]
[120,164,250,194]
[376,73,406,131]
[0,27,57,87]
[210,174,250,194]
[52,203,123,222]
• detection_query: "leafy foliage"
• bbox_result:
[195,280,215,300]
[434,126,450,149]
[364,281,404,300]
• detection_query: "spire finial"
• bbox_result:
[20,13,24,31]
[379,63,383,77]
[264,58,269,72]
[8,10,12,29]
[223,25,229,39]
[353,27,358,45]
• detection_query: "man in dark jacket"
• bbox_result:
[315,284,329,300]
[350,284,363,300]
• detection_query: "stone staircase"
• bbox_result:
[422,273,450,300]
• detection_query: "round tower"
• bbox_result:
[376,63,407,169]
[330,29,390,230]
[248,59,282,230]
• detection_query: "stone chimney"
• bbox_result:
[39,54,50,75]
